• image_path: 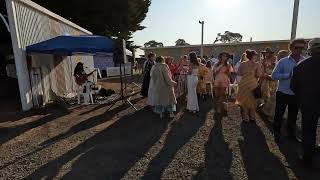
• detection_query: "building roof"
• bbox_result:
[18,0,92,35]
[142,39,291,50]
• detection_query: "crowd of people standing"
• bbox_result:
[140,38,320,168]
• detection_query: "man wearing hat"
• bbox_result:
[291,38,320,168]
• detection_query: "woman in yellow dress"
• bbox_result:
[197,59,209,99]
[205,61,214,97]
[236,50,263,122]
[262,50,289,116]
[259,47,276,108]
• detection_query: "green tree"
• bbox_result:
[144,40,164,48]
[214,31,243,43]
[34,0,151,40]
[175,39,190,46]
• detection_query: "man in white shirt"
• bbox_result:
[209,55,219,65]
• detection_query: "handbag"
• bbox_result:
[253,78,263,99]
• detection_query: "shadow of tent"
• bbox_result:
[0,104,65,123]
[78,96,144,116]
[0,99,142,170]
[0,106,70,145]
[25,107,170,180]
[39,96,145,147]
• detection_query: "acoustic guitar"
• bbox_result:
[75,69,96,86]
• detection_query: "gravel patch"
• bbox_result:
[1,96,320,180]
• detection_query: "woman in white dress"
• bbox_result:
[186,52,200,113]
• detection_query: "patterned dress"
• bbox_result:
[213,64,233,88]
[261,59,277,115]
[236,72,258,109]
[235,61,261,110]
[261,59,276,99]
[197,63,209,95]
[175,63,189,97]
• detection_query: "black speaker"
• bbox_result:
[101,70,107,78]
[113,39,126,65]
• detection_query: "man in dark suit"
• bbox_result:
[291,38,320,168]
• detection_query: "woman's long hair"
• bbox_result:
[216,52,230,67]
[74,62,84,76]
[245,49,258,61]
[189,52,199,66]
[206,61,212,68]
[240,53,247,63]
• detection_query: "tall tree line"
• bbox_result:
[34,0,151,41]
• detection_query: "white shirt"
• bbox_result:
[210,58,219,65]
[234,61,242,84]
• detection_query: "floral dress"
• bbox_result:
[213,64,233,88]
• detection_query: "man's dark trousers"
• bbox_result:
[302,106,320,162]
[273,91,299,140]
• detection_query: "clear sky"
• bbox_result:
[132,0,320,47]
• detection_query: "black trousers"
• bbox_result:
[302,107,320,161]
[273,91,299,139]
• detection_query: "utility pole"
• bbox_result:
[199,20,204,58]
[291,0,300,40]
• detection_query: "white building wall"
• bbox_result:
[6,0,93,110]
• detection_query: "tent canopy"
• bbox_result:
[26,35,130,56]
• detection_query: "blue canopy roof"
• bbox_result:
[26,35,114,56]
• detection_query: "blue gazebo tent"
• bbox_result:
[26,35,116,55]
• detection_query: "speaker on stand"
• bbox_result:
[106,39,137,111]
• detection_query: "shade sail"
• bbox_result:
[26,35,114,56]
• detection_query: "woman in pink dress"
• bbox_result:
[165,56,176,79]
[174,55,190,97]
[213,52,233,114]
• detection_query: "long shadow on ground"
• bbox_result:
[258,113,320,180]
[0,101,139,170]
[239,122,289,180]
[25,107,170,180]
[0,107,70,145]
[194,113,233,180]
[140,99,213,180]
[39,97,144,147]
